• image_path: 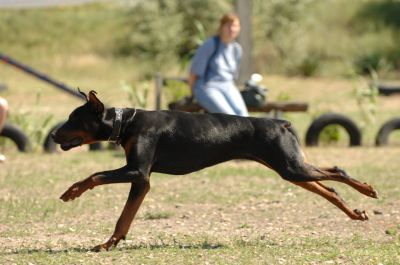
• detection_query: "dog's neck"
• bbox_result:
[108,108,124,143]
[104,107,137,145]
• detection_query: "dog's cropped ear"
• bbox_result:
[88,90,104,114]
[78,87,88,102]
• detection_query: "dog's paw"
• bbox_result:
[91,243,109,252]
[60,177,96,202]
[60,184,81,202]
[60,181,91,202]
[91,236,125,252]
[363,183,379,199]
[353,209,369,221]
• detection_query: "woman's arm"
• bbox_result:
[189,37,216,96]
[188,72,197,96]
[233,43,243,82]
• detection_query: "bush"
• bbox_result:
[287,54,322,77]
[164,79,190,102]
[319,125,341,145]
[1,1,400,78]
[354,52,388,74]
[112,0,231,75]
[112,2,182,73]
[386,47,400,70]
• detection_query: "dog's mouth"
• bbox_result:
[60,137,83,151]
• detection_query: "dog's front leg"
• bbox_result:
[60,165,151,251]
[60,166,139,202]
[92,179,150,251]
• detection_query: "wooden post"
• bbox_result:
[155,72,163,110]
[235,0,253,84]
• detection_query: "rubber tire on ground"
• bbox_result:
[305,113,362,147]
[377,85,400,96]
[43,121,102,153]
[375,118,400,146]
[0,122,31,152]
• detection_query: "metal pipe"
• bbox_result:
[0,53,85,101]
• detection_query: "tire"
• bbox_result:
[0,122,31,152]
[375,118,400,146]
[43,121,102,153]
[377,85,400,96]
[305,113,362,147]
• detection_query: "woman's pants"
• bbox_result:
[194,84,248,117]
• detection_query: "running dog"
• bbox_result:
[52,90,378,251]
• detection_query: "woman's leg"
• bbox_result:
[222,85,249,117]
[194,87,237,115]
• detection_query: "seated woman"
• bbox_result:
[189,13,248,117]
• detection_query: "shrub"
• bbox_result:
[319,125,341,145]
[164,79,190,102]
[112,0,231,75]
[289,54,322,77]
[120,81,150,109]
[354,52,388,75]
[386,47,400,70]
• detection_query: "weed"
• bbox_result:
[319,125,341,145]
[120,80,150,109]
[144,211,173,220]
[354,52,389,75]
[351,68,379,128]
[164,79,190,103]
[296,55,322,77]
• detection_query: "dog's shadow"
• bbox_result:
[5,247,93,255]
[5,241,225,255]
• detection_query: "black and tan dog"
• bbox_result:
[52,90,378,251]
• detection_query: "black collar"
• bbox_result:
[108,108,124,144]
[108,108,137,145]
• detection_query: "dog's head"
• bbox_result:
[52,90,108,151]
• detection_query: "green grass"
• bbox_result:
[143,211,173,220]
[3,235,399,265]
[0,148,399,264]
[1,53,400,265]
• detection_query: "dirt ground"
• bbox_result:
[1,151,399,252]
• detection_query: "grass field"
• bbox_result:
[0,148,399,264]
[1,56,400,264]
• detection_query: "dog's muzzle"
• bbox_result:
[51,128,83,151]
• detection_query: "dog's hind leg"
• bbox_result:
[291,181,369,220]
[92,180,150,252]
[304,164,378,199]
[260,127,378,199]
